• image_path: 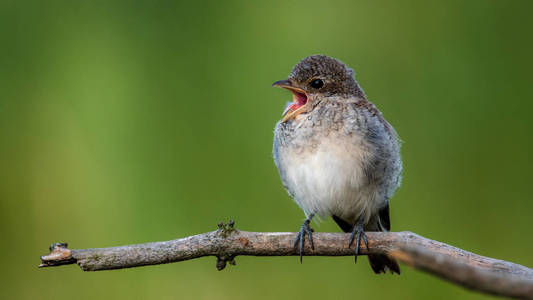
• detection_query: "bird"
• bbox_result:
[272,55,402,274]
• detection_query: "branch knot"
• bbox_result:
[216,220,237,238]
[39,242,76,267]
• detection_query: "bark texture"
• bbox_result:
[39,222,533,299]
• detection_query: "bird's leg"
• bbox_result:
[293,213,315,263]
[348,219,369,263]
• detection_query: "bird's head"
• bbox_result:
[273,55,364,122]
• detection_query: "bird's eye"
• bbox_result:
[310,79,324,89]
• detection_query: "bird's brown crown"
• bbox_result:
[289,55,365,98]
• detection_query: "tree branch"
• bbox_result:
[39,221,533,299]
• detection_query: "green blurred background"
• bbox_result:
[1,0,532,299]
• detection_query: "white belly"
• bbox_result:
[281,138,379,224]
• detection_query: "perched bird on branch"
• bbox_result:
[272,55,402,274]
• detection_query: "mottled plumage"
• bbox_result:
[272,55,402,274]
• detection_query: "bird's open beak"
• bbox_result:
[272,79,309,123]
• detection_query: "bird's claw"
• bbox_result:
[348,221,369,263]
[293,219,314,263]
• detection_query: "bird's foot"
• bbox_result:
[348,220,369,263]
[293,215,314,263]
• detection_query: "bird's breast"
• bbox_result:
[275,127,379,223]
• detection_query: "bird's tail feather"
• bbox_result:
[368,254,401,274]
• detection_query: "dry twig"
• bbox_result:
[39,221,533,299]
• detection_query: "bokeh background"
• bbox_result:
[1,0,532,299]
